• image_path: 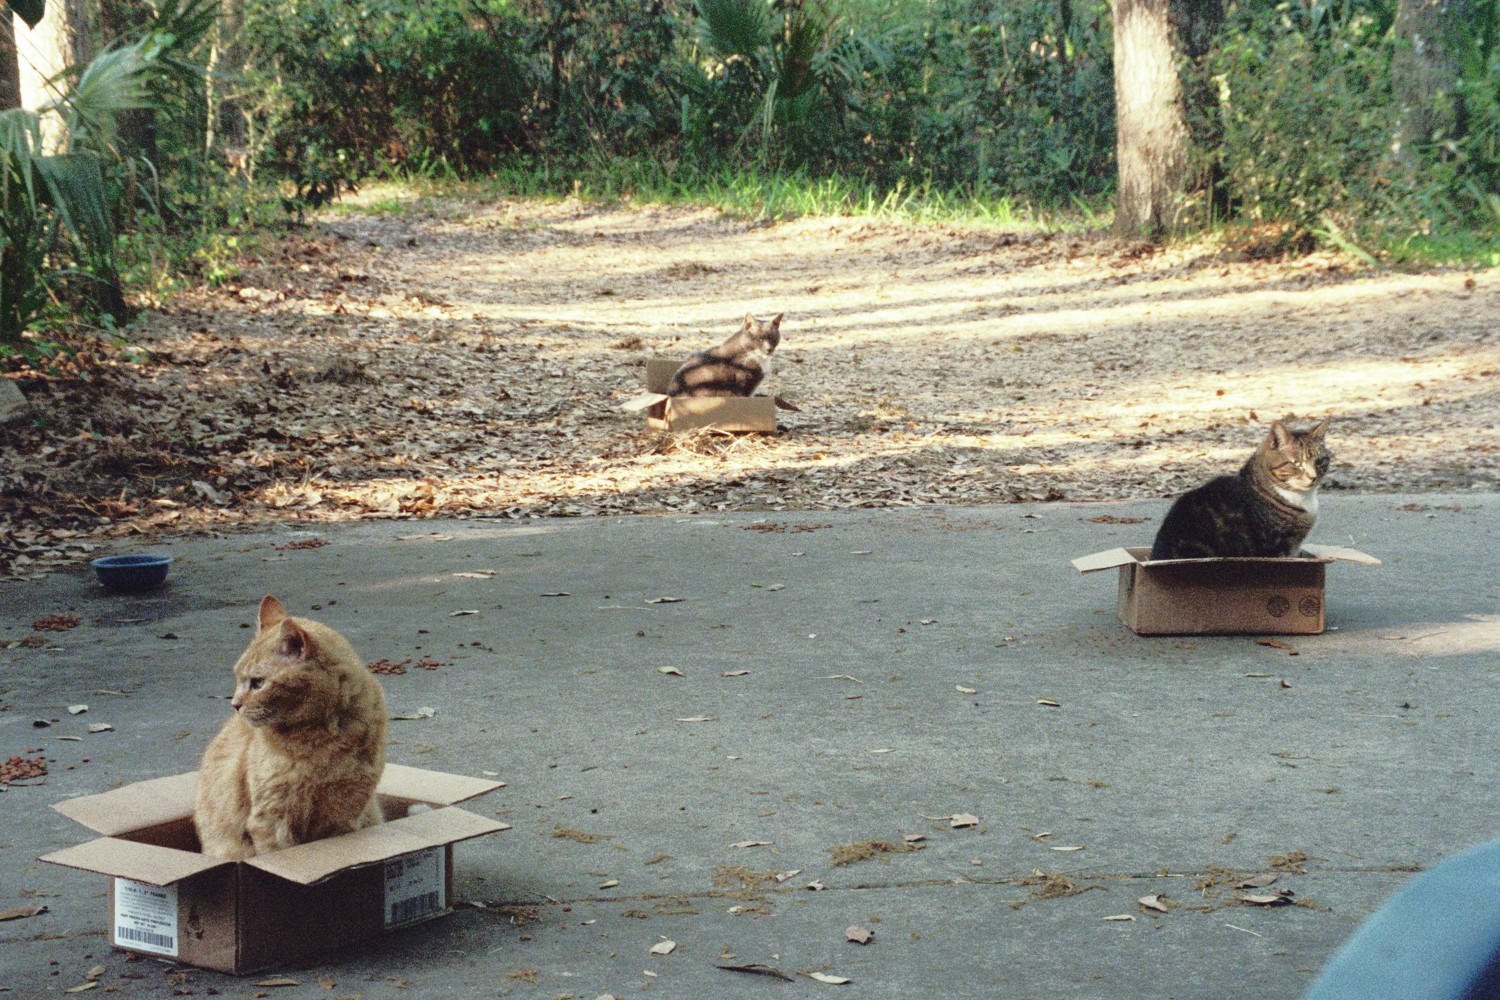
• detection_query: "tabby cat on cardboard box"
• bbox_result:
[666,313,782,398]
[194,596,387,859]
[1150,418,1331,561]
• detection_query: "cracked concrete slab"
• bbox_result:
[2,493,1496,996]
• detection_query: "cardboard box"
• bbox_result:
[1072,543,1381,636]
[39,763,508,974]
[619,357,778,433]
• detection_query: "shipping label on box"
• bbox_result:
[113,879,178,957]
[41,764,508,974]
[384,847,447,928]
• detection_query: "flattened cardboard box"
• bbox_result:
[1072,543,1381,636]
[619,357,778,433]
[40,763,508,974]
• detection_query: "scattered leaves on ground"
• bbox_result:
[4,199,1492,585]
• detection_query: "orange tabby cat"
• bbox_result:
[194,596,387,859]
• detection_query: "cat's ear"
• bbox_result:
[767,312,783,331]
[258,595,287,631]
[743,312,756,329]
[275,619,315,661]
[1308,416,1331,441]
[1267,420,1295,452]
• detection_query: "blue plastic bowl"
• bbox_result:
[91,554,173,591]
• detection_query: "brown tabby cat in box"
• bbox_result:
[1150,418,1331,561]
[666,313,782,397]
[194,596,387,859]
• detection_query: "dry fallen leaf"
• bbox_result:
[84,965,105,981]
[1256,638,1299,655]
[86,723,114,733]
[1237,875,1279,889]
[646,596,683,604]
[599,879,620,889]
[1037,698,1061,707]
[804,972,852,985]
[256,978,300,988]
[1237,890,1295,906]
[950,813,979,828]
[657,666,684,677]
[541,591,571,597]
[63,984,98,994]
[722,669,750,677]
[1050,845,1085,852]
[0,904,46,921]
[391,706,436,720]
[956,685,977,695]
[452,570,496,579]
[772,869,802,882]
[845,925,874,945]
[677,716,715,723]
[806,880,828,891]
[1102,914,1137,922]
[900,832,926,844]
[1138,893,1171,912]
[648,938,677,956]
[449,609,479,617]
[729,840,773,849]
[68,704,88,715]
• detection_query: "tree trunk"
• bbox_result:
[1110,0,1222,237]
[1392,0,1471,159]
[207,0,248,160]
[0,12,20,111]
[15,0,91,146]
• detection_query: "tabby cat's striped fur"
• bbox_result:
[666,313,782,398]
[1150,418,1331,561]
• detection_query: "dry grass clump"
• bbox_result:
[827,839,924,867]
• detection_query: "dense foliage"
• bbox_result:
[3,0,1497,352]
[236,0,1494,252]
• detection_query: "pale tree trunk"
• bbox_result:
[1392,0,1470,160]
[15,0,90,149]
[1110,0,1222,237]
[1,12,20,111]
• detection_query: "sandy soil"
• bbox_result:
[2,189,1497,579]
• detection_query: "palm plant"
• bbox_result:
[688,0,887,165]
[1,41,154,347]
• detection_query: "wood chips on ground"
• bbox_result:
[2,190,1497,579]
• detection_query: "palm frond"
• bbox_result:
[695,0,773,60]
[34,153,115,265]
[60,43,155,152]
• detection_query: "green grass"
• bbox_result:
[340,154,1105,231]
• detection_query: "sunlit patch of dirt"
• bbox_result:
[2,189,1497,578]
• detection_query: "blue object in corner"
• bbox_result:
[1305,837,1500,1000]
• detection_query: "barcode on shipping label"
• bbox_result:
[384,847,446,928]
[113,879,178,957]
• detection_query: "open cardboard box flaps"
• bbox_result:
[619,357,780,433]
[40,763,508,973]
[1072,542,1381,636]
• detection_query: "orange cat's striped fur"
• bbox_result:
[193,596,387,859]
